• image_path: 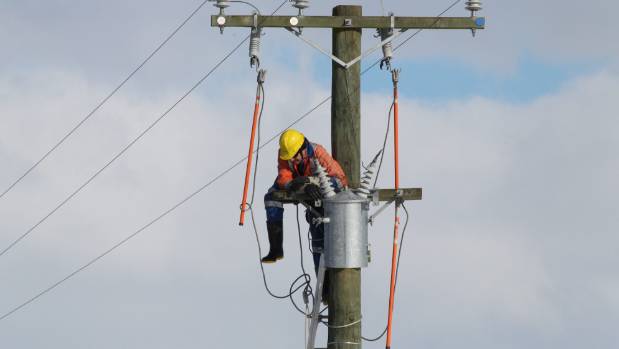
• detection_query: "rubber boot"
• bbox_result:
[261,221,284,263]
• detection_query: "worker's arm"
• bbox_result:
[276,158,294,189]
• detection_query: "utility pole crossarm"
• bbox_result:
[211,15,485,30]
[269,188,422,204]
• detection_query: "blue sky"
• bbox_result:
[299,51,601,103]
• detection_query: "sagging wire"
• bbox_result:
[0,0,461,323]
[0,0,211,202]
[372,96,394,190]
[245,74,314,316]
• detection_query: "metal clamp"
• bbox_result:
[368,189,403,225]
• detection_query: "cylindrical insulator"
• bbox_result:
[355,151,381,198]
[465,0,482,14]
[380,29,394,60]
[249,28,261,68]
[314,159,336,198]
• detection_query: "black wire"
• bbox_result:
[0,32,249,260]
[0,0,453,322]
[0,0,291,260]
[0,0,293,322]
[0,0,210,201]
[247,76,313,315]
[362,0,463,73]
[372,101,394,189]
[361,0,463,339]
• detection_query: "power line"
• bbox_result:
[0,0,293,322]
[0,0,458,322]
[0,38,247,259]
[0,0,290,259]
[0,0,210,201]
[0,84,326,324]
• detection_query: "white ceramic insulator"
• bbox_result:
[214,0,230,10]
[465,0,482,14]
[355,151,381,198]
[314,160,336,198]
[249,28,261,67]
[380,29,394,62]
[292,0,310,10]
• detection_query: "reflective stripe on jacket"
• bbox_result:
[276,142,348,189]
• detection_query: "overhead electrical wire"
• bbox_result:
[0,0,289,260]
[0,0,460,323]
[0,0,211,201]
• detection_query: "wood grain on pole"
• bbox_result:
[329,5,362,349]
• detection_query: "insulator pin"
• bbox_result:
[213,0,230,13]
[465,0,482,16]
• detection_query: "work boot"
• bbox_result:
[261,221,284,263]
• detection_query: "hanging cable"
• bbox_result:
[385,68,401,349]
[0,0,288,260]
[371,0,462,189]
[245,77,313,316]
[0,0,211,202]
[0,34,249,260]
[0,0,457,322]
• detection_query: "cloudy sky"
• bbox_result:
[1,0,618,348]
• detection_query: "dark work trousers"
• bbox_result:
[264,182,325,273]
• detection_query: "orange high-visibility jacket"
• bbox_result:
[276,142,348,189]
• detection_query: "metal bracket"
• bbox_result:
[300,201,322,219]
[368,189,403,225]
[368,198,395,225]
[286,27,406,69]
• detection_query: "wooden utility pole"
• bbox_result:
[329,5,362,348]
[212,4,484,348]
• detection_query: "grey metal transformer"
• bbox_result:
[323,190,370,268]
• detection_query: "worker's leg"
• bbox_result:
[262,183,284,263]
[305,207,324,273]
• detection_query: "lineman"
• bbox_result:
[262,129,348,271]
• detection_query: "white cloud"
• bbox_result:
[0,1,618,348]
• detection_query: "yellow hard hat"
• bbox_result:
[279,129,305,160]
